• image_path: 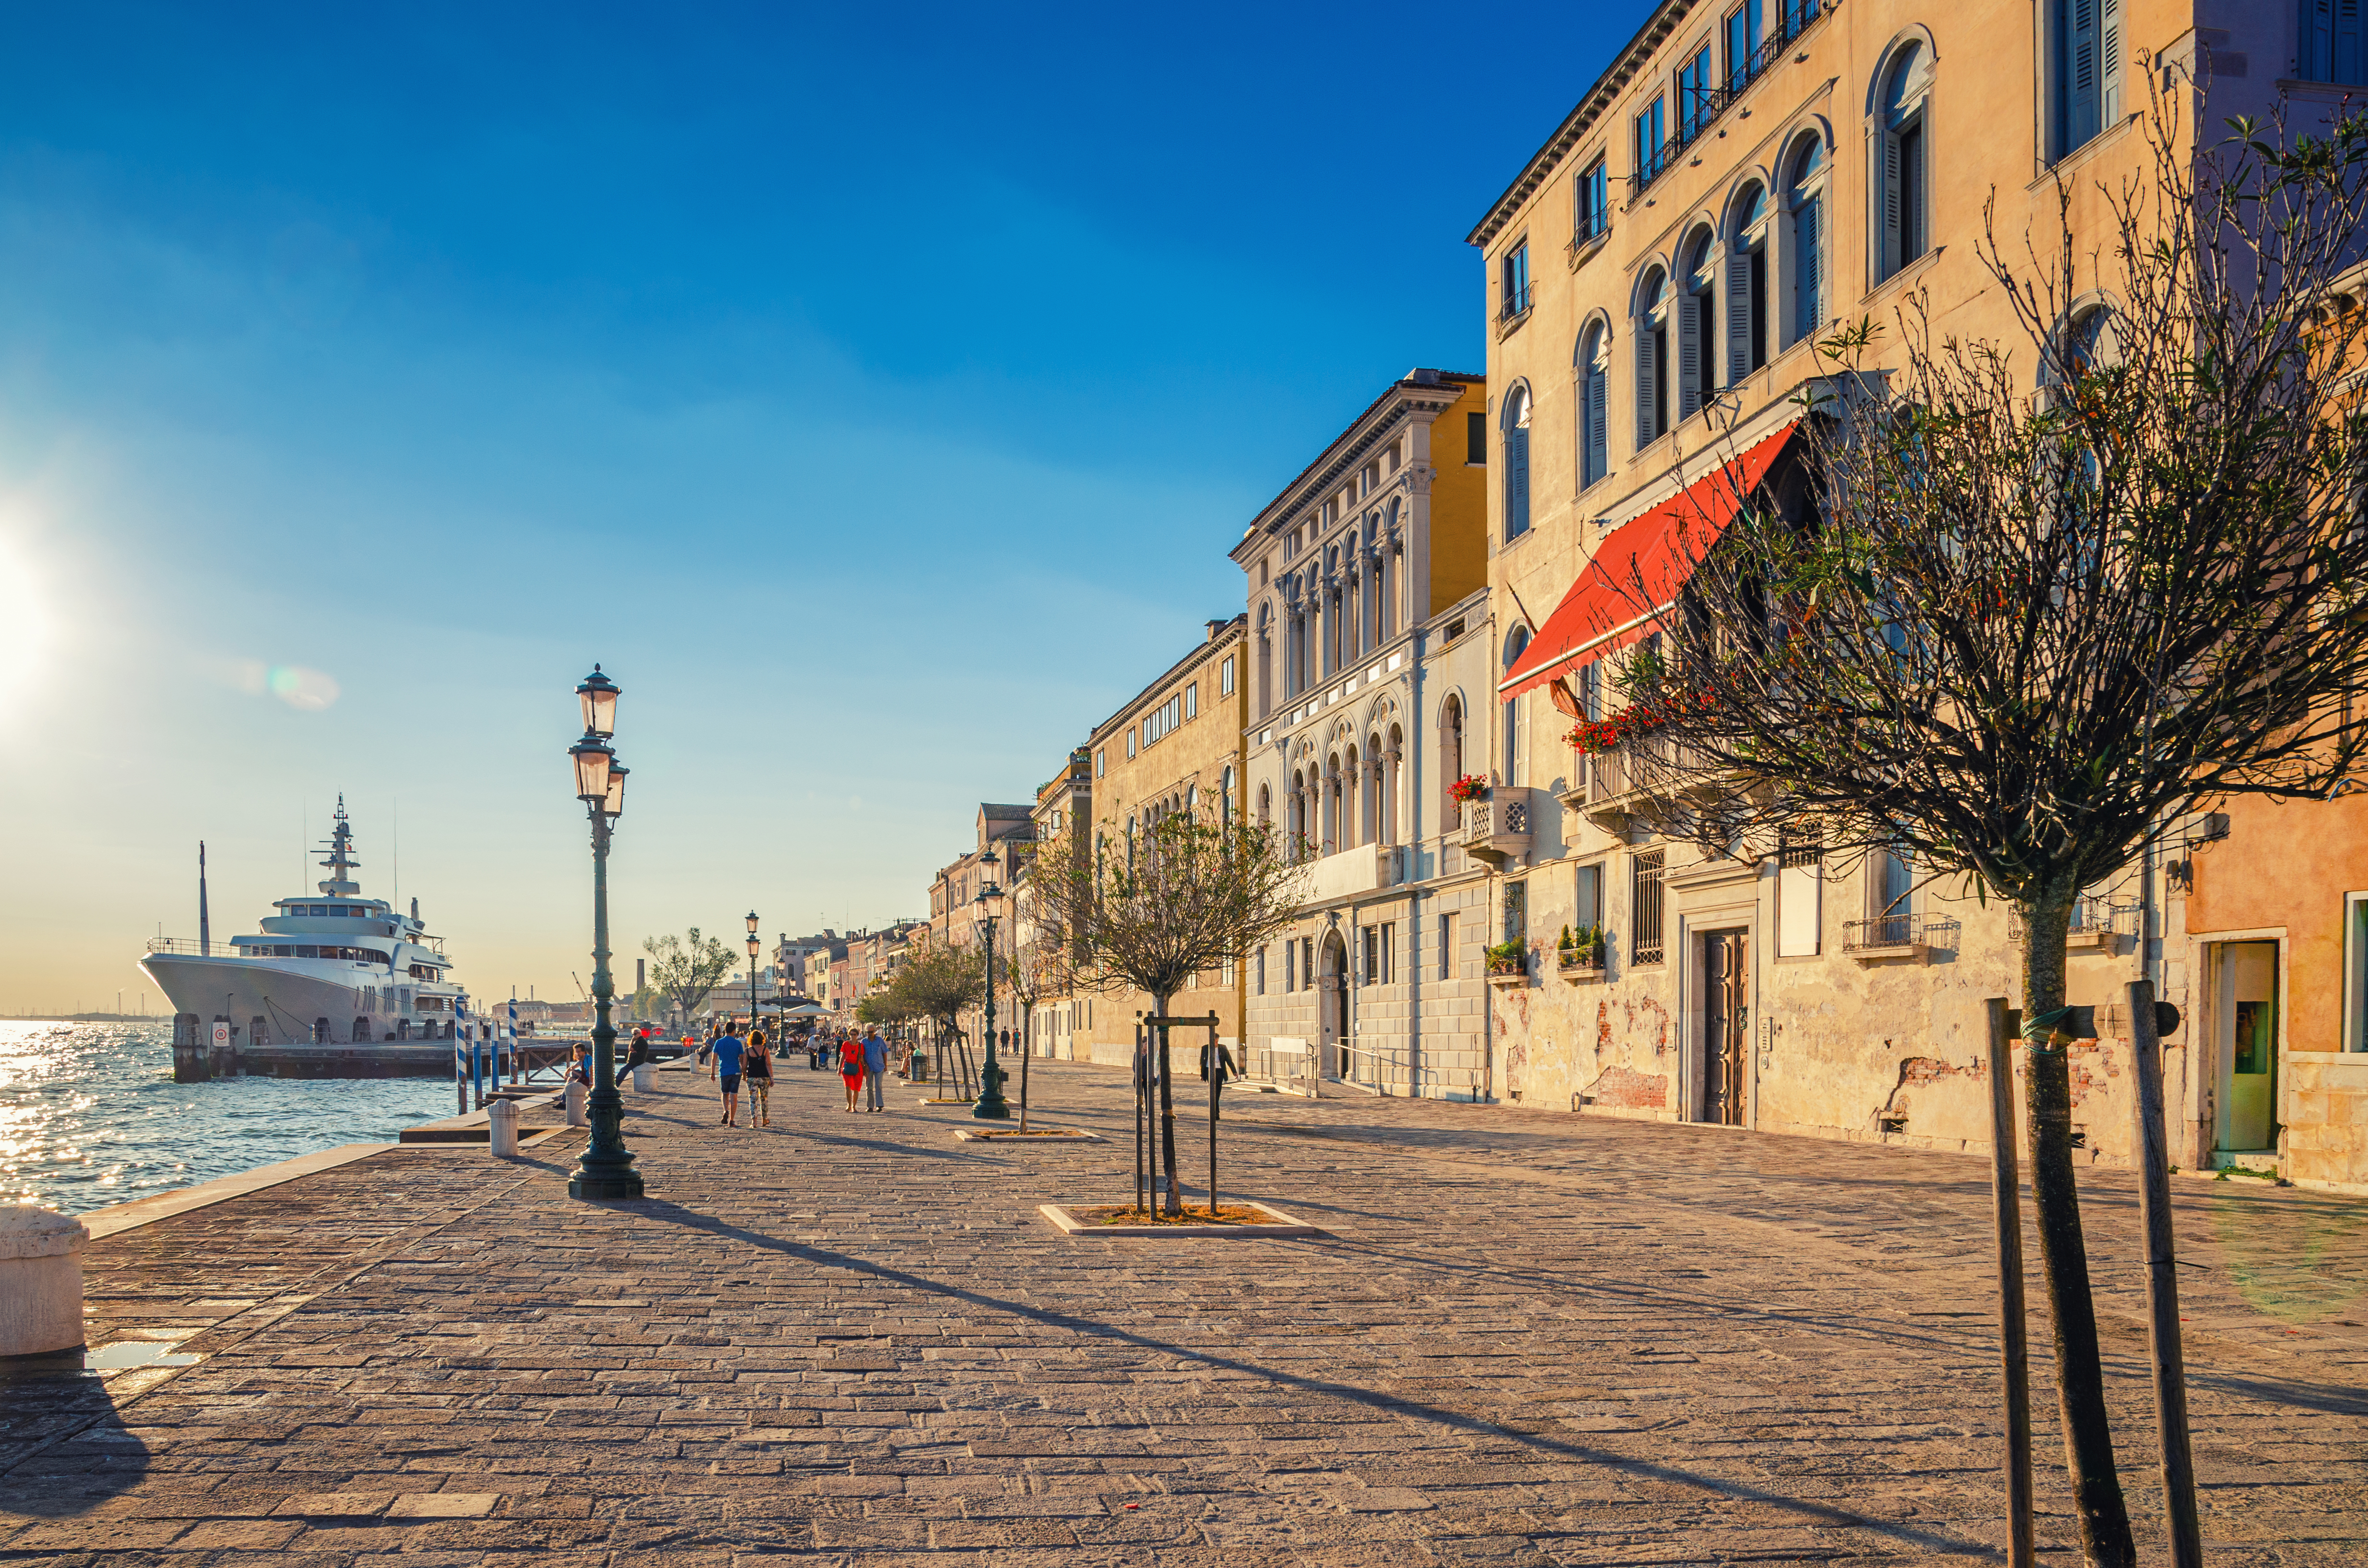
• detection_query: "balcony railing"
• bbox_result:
[1498,282,1533,323]
[1842,914,1960,955]
[2008,900,2139,945]
[1628,0,1829,203]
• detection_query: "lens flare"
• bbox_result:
[228,658,339,711]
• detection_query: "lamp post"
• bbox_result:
[745,911,761,1034]
[567,665,642,1200]
[972,848,1011,1119]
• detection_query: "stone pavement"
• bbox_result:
[3,1059,2364,1567]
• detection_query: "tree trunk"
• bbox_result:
[1153,994,1180,1215]
[2019,892,2136,1568]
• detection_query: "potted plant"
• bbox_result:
[1558,923,1605,973]
[1448,773,1490,805]
[1485,938,1527,979]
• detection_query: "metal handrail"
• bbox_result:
[1499,283,1533,322]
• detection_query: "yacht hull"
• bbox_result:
[138,955,442,1046]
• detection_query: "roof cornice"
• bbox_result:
[1466,0,1698,251]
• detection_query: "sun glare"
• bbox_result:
[0,539,48,714]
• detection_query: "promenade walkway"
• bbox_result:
[3,1059,2363,1566]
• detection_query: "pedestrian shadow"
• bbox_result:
[625,1200,1996,1561]
[2191,1371,2368,1416]
[0,1361,150,1517]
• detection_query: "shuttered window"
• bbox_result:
[2304,0,2366,84]
[2054,0,2121,157]
[1504,386,1532,540]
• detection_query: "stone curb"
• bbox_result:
[952,1128,1104,1142]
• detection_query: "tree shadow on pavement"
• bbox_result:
[625,1200,1998,1561]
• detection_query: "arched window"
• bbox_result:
[1257,781,1271,827]
[1577,322,1610,489]
[1255,601,1273,718]
[1384,722,1404,845]
[1441,694,1466,826]
[1679,228,1718,418]
[1289,768,1307,857]
[1635,268,1670,447]
[1784,138,1827,349]
[1323,753,1342,855]
[1379,499,1399,639]
[1875,43,1932,281]
[1503,385,1533,541]
[1343,743,1361,850]
[1726,181,1769,380]
[1362,732,1383,846]
[1220,767,1235,822]
[1502,625,1531,786]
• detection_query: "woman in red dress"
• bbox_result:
[837,1035,864,1113]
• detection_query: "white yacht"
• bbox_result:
[139,798,464,1046]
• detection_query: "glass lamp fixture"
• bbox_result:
[570,734,614,803]
[602,760,629,818]
[576,665,620,738]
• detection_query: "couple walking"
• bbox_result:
[699,1022,775,1128]
[839,1028,887,1113]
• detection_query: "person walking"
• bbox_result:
[707,1022,747,1127]
[837,1034,864,1112]
[744,1027,774,1128]
[861,1026,888,1113]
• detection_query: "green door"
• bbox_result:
[2219,942,2278,1152]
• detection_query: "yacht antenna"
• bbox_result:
[198,842,210,957]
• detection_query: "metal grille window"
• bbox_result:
[1504,879,1528,943]
[1631,849,1666,965]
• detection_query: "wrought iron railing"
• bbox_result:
[1499,282,1533,322]
[1843,913,1960,952]
[1628,0,1828,203]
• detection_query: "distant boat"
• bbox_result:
[138,797,463,1047]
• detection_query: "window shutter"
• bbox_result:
[1506,426,1530,536]
[2068,0,2099,147]
[1677,294,1702,418]
[1797,197,1822,337]
[1636,325,1658,445]
[1906,127,1927,260]
[1880,129,1902,279]
[1726,246,1754,382]
[2339,0,2362,82]
[1585,362,1608,481]
[2312,0,2335,81]
[2100,0,2122,121]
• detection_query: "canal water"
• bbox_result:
[0,1019,459,1215]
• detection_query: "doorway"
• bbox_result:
[2216,941,2280,1152]
[1702,928,1750,1124]
[1320,931,1349,1078]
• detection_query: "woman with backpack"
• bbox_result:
[744,1028,774,1127]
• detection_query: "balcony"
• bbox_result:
[1555,949,1607,983]
[2008,900,2137,952]
[1842,914,1960,961]
[1301,843,1403,904]
[1459,788,1533,869]
[1626,1,1831,204]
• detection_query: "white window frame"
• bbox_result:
[2345,891,2368,1052]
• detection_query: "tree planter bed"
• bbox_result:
[954,1128,1102,1142]
[1036,1202,1327,1238]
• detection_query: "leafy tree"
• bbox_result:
[1617,99,2368,1567]
[1030,809,1304,1214]
[881,936,985,1091]
[641,929,739,1022]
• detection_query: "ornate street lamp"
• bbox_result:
[567,666,641,1200]
[972,847,1011,1119]
[745,910,762,1031]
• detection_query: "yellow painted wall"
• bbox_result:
[1429,379,1490,613]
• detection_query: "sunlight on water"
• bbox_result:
[0,1020,460,1214]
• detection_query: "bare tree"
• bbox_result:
[1604,95,2368,1568]
[1030,809,1305,1214]
[1002,909,1072,1134]
[641,929,740,1023]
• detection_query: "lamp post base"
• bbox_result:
[569,1167,645,1200]
[973,1057,1012,1120]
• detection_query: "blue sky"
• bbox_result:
[0,0,1652,1012]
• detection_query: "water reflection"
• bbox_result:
[0,1020,456,1214]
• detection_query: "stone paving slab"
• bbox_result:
[1,1060,2362,1565]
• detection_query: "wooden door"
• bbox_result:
[1703,930,1750,1125]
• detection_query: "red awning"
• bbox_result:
[1499,420,1800,700]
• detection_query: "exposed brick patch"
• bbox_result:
[1594,1066,1669,1109]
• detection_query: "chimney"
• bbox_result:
[1205,618,1226,641]
[1409,367,1442,386]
